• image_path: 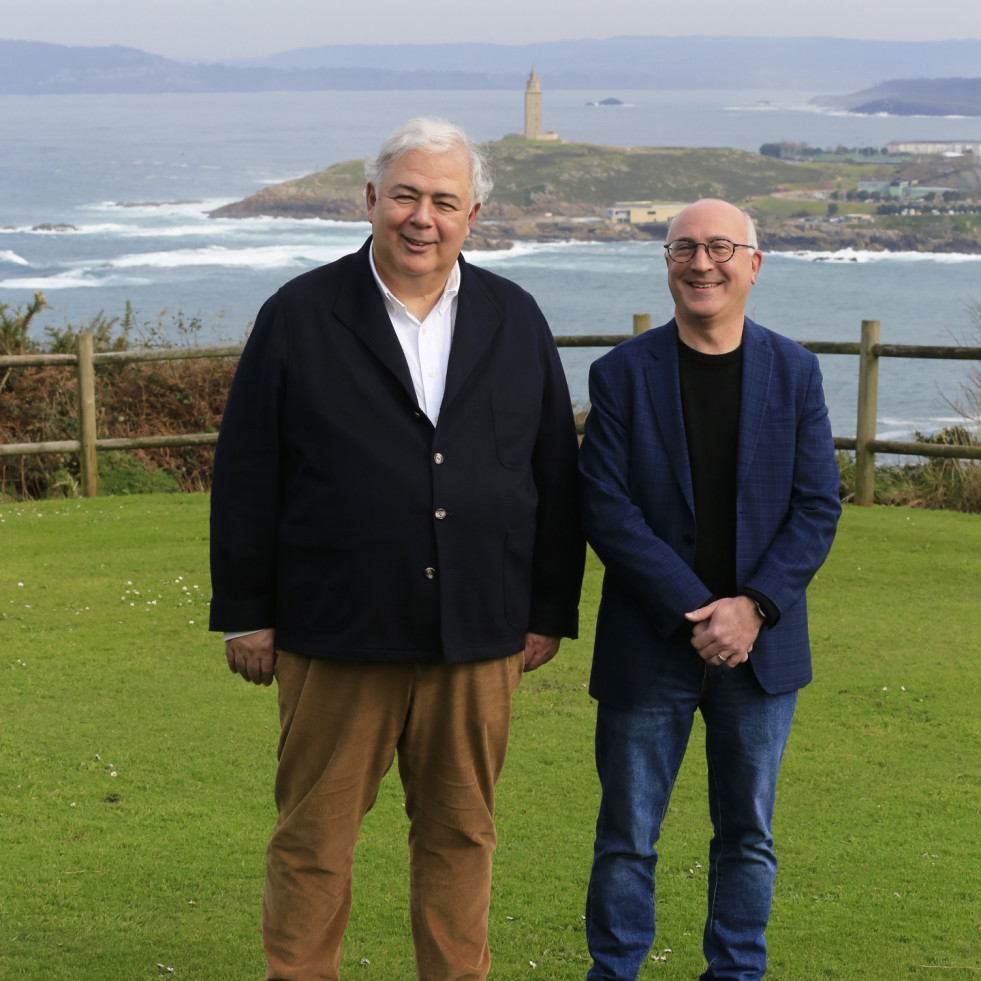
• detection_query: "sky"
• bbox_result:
[5,0,981,61]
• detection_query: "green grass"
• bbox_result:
[1,498,979,979]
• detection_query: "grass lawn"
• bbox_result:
[1,497,978,979]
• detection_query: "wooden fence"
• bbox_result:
[1,316,980,506]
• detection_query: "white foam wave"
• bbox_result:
[86,198,230,218]
[0,250,30,266]
[778,248,981,264]
[106,243,354,271]
[0,269,152,290]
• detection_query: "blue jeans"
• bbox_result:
[585,654,797,981]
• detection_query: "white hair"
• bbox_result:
[365,116,493,206]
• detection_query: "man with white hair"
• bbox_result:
[579,198,840,980]
[210,117,584,981]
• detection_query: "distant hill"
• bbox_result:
[7,36,981,95]
[210,139,825,218]
[209,138,981,254]
[210,138,840,249]
[811,77,981,115]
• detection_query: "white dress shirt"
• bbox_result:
[367,244,459,426]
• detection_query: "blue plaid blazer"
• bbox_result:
[579,318,841,702]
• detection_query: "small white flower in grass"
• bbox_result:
[529,961,537,969]
[110,771,117,777]
[188,620,195,625]
[506,915,515,921]
[359,958,370,966]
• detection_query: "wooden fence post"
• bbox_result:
[76,332,99,498]
[633,313,651,335]
[855,319,881,506]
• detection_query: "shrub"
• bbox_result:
[0,299,238,500]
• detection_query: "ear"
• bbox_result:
[365,182,377,220]
[463,200,481,238]
[749,250,762,284]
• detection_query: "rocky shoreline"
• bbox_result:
[210,195,981,255]
[471,216,981,254]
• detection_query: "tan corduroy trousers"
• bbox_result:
[262,649,525,981]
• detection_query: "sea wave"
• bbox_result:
[86,198,237,218]
[0,250,30,266]
[107,243,357,271]
[469,239,657,271]
[0,269,152,290]
[779,248,981,264]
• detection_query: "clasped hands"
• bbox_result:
[685,596,762,668]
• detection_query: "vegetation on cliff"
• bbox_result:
[212,140,830,218]
[211,138,981,252]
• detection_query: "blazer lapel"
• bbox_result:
[441,256,504,414]
[644,323,695,514]
[332,239,416,404]
[737,319,773,489]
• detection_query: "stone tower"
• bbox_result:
[524,67,542,140]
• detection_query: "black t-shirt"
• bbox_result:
[678,339,742,600]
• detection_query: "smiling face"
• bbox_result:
[366,146,480,305]
[665,199,762,351]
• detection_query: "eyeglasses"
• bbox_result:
[664,238,756,263]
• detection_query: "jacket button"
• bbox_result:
[433,452,444,464]
[424,567,437,580]
[434,508,446,520]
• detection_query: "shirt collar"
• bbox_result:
[368,243,461,317]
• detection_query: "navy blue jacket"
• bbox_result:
[579,318,840,701]
[210,239,584,663]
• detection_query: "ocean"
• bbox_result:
[2,87,980,441]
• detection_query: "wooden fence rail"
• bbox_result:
[1,317,979,505]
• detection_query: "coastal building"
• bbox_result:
[887,140,981,158]
[859,179,958,200]
[524,68,560,141]
[604,201,688,225]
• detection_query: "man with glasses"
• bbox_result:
[578,198,840,980]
